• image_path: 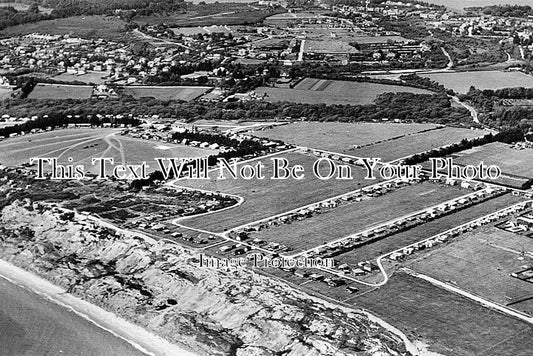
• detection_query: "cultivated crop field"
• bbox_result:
[407,226,533,316]
[251,122,439,153]
[120,86,212,101]
[28,84,93,100]
[422,71,533,94]
[176,151,378,232]
[351,127,490,162]
[335,193,522,265]
[254,181,468,252]
[453,142,533,179]
[0,128,216,176]
[353,272,533,356]
[255,79,432,105]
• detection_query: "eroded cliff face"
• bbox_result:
[0,201,409,356]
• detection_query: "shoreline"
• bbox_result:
[0,258,198,356]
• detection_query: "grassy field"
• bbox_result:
[255,79,432,105]
[0,15,128,41]
[336,193,523,264]
[0,87,13,100]
[407,226,533,316]
[251,122,439,153]
[351,127,490,162]
[453,142,533,179]
[254,181,468,252]
[120,86,212,101]
[27,84,93,100]
[422,71,533,94]
[135,3,275,27]
[53,71,110,84]
[0,128,216,176]
[353,272,533,356]
[176,151,378,232]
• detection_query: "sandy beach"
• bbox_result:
[0,259,197,356]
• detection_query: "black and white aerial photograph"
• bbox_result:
[0,0,532,355]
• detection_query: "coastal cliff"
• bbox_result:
[0,200,411,356]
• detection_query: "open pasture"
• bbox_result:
[255,79,432,105]
[53,71,109,84]
[407,226,533,316]
[453,142,533,179]
[120,86,212,101]
[353,272,533,356]
[335,193,522,265]
[351,127,489,162]
[0,128,216,176]
[28,84,93,100]
[0,16,128,41]
[421,70,533,94]
[251,122,439,153]
[176,151,378,232]
[254,181,468,252]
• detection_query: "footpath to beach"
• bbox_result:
[0,258,197,356]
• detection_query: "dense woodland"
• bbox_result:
[460,87,533,132]
[0,92,473,129]
[469,5,533,18]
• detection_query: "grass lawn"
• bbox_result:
[254,181,468,253]
[422,71,533,94]
[0,15,129,41]
[335,193,523,264]
[352,272,533,356]
[0,128,216,176]
[176,151,380,232]
[255,79,432,105]
[27,84,93,100]
[351,127,490,162]
[119,86,212,101]
[251,122,439,154]
[453,142,533,179]
[407,226,533,316]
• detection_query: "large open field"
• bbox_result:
[119,86,212,101]
[53,71,110,84]
[351,127,490,162]
[254,181,468,252]
[27,84,93,100]
[0,16,128,41]
[176,151,379,232]
[407,226,533,316]
[251,122,440,153]
[255,79,432,105]
[422,71,533,94]
[452,142,533,179]
[0,128,217,176]
[352,272,533,356]
[335,193,522,264]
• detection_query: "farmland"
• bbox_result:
[119,86,212,101]
[27,84,93,100]
[0,16,129,41]
[452,142,533,179]
[335,193,523,264]
[406,226,533,316]
[352,272,533,356]
[255,79,432,105]
[421,71,533,94]
[0,128,217,176]
[254,181,468,252]
[176,151,379,232]
[250,122,440,153]
[351,127,490,162]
